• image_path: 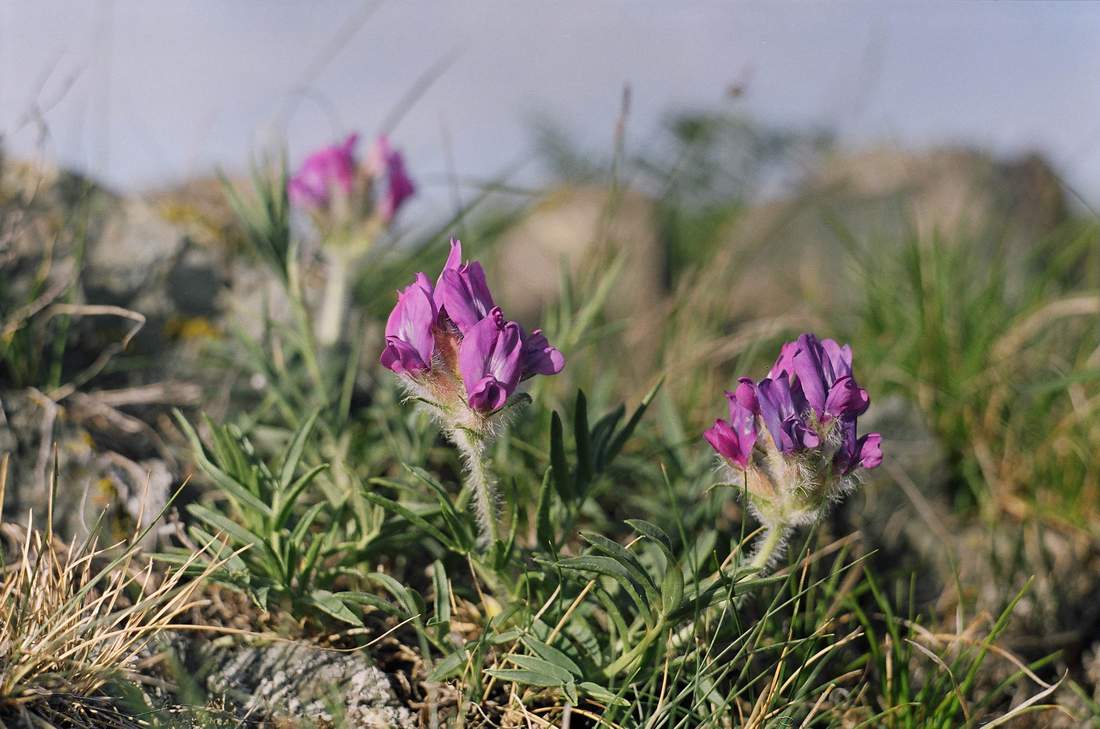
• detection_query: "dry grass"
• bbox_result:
[0,454,228,728]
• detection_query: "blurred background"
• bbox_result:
[3,1,1100,207]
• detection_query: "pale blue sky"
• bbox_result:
[2,1,1099,214]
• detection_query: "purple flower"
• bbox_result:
[792,333,869,422]
[289,134,359,210]
[459,308,524,412]
[380,273,436,374]
[381,238,565,416]
[834,417,883,475]
[704,381,759,469]
[368,136,416,223]
[756,373,822,453]
[436,239,497,333]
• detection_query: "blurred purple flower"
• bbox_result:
[368,135,416,223]
[459,308,524,412]
[288,133,359,210]
[380,273,436,375]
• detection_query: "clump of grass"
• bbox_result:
[0,454,226,728]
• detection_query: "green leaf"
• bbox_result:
[624,518,675,564]
[278,410,320,490]
[484,669,561,688]
[362,491,455,550]
[580,532,660,605]
[504,654,576,684]
[174,412,273,519]
[427,650,467,682]
[604,377,663,467]
[521,637,582,678]
[553,555,651,622]
[578,681,630,708]
[660,561,684,616]
[367,572,423,618]
[273,464,328,530]
[334,591,400,615]
[590,404,625,470]
[187,503,264,550]
[431,560,451,631]
[549,411,573,502]
[535,467,556,552]
[308,589,363,627]
[574,390,593,496]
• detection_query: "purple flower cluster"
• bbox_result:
[289,134,415,224]
[705,333,882,479]
[380,239,564,415]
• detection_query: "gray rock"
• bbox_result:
[203,641,416,728]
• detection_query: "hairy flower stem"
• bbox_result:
[452,429,501,545]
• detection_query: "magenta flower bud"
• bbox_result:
[289,133,359,210]
[834,418,883,475]
[367,135,416,223]
[520,328,565,379]
[703,390,758,469]
[380,273,436,374]
[459,308,523,412]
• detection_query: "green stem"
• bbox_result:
[605,620,667,677]
[317,249,351,348]
[287,256,325,393]
[748,525,786,574]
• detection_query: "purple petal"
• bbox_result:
[857,433,883,469]
[433,238,464,311]
[824,376,870,419]
[732,377,758,412]
[704,419,750,469]
[833,418,880,474]
[457,308,522,411]
[382,150,416,221]
[467,376,510,412]
[820,338,853,379]
[521,329,565,379]
[380,337,429,374]
[369,136,415,223]
[381,275,436,372]
[769,340,799,380]
[440,263,497,333]
[793,337,827,419]
[756,376,795,453]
